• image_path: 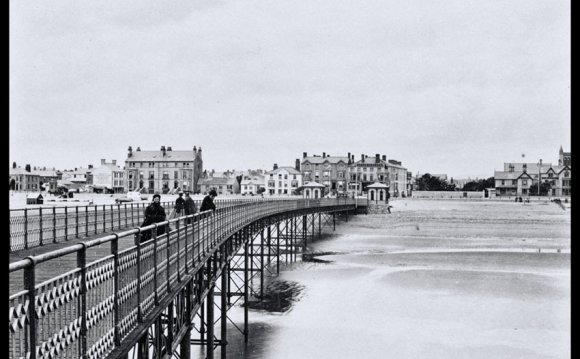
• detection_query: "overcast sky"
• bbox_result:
[9,0,570,179]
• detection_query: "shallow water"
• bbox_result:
[201,199,571,358]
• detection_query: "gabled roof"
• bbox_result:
[265,167,301,175]
[302,156,349,165]
[127,150,195,162]
[198,177,236,185]
[557,165,571,174]
[494,171,522,180]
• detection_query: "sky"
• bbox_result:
[9,0,570,179]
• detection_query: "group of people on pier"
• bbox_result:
[140,189,217,242]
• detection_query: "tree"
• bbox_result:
[462,177,495,192]
[415,174,455,191]
[257,187,266,194]
[529,182,552,196]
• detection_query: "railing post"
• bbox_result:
[102,205,106,232]
[75,206,79,238]
[131,204,134,227]
[24,259,36,359]
[94,205,98,234]
[118,205,121,229]
[176,219,181,282]
[85,206,89,237]
[52,207,57,243]
[110,205,114,230]
[111,233,121,346]
[136,230,143,323]
[38,207,43,246]
[64,206,68,241]
[77,243,88,358]
[153,227,159,305]
[24,208,28,249]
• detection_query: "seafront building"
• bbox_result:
[300,152,409,197]
[124,146,203,194]
[264,164,303,195]
[197,170,239,195]
[494,146,571,197]
[90,159,125,193]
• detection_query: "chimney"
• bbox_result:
[112,160,117,165]
[75,167,78,171]
[12,162,16,169]
[136,147,141,151]
[273,163,278,170]
[88,165,93,169]
[167,146,172,151]
[375,154,380,163]
[25,164,31,172]
[303,152,307,158]
[161,146,166,156]
[323,152,326,158]
[101,159,106,165]
[382,155,386,161]
[128,146,133,157]
[295,159,301,171]
[361,154,364,162]
[193,146,197,153]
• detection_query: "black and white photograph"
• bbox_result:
[9,1,570,358]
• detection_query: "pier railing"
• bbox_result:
[9,197,300,252]
[9,198,357,359]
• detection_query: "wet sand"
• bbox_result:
[219,199,570,359]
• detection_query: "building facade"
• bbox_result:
[124,146,203,194]
[264,165,302,195]
[300,152,409,197]
[9,167,40,191]
[240,175,265,195]
[494,146,571,197]
[301,152,350,194]
[91,159,125,193]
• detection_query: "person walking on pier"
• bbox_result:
[184,191,197,224]
[140,193,167,242]
[200,189,217,213]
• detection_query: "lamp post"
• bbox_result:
[537,159,542,196]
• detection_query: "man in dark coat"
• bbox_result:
[183,191,197,224]
[140,193,167,242]
[174,191,185,216]
[200,189,217,212]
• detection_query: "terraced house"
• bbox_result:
[264,164,302,195]
[124,146,203,194]
[301,152,349,193]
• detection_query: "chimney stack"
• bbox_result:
[375,154,380,163]
[128,146,133,157]
[167,147,172,151]
[295,159,301,171]
[136,147,141,151]
[112,160,117,165]
[273,163,278,170]
[88,165,93,169]
[382,155,386,161]
[161,146,166,156]
[323,152,326,158]
[361,154,365,162]
[303,152,307,158]
[101,159,106,165]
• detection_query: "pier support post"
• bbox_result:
[207,282,215,359]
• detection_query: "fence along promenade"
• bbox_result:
[9,197,297,253]
[9,198,357,359]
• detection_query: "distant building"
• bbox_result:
[264,164,302,195]
[124,146,203,194]
[301,152,349,194]
[198,173,237,195]
[91,159,125,193]
[9,165,40,191]
[240,175,265,195]
[494,146,571,196]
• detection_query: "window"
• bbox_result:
[174,171,178,179]
[548,173,553,178]
[370,174,374,181]
[293,175,297,179]
[162,171,169,180]
[523,180,527,185]
[501,180,505,185]
[512,180,517,185]
[149,171,155,179]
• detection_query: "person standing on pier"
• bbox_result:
[173,191,185,218]
[184,191,197,224]
[140,193,167,242]
[200,189,217,213]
